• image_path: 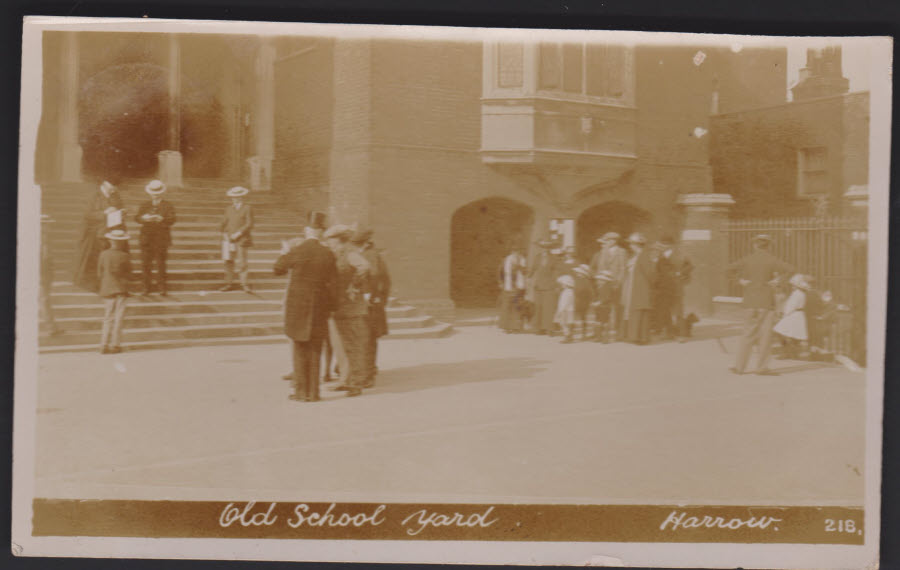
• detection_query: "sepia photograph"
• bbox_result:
[11,17,892,568]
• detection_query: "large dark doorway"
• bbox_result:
[450,198,534,308]
[576,201,653,260]
[79,63,169,180]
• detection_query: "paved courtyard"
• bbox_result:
[32,322,866,506]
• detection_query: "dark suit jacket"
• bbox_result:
[726,249,795,310]
[360,245,391,338]
[655,251,692,305]
[273,239,337,342]
[136,200,177,248]
[530,252,559,291]
[97,248,131,297]
[220,204,254,247]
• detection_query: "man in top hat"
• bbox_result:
[589,232,627,340]
[352,227,391,387]
[135,179,177,296]
[529,239,561,335]
[621,232,656,344]
[40,214,61,336]
[274,211,337,402]
[652,235,693,341]
[97,228,132,354]
[726,234,795,375]
[219,186,254,293]
[324,224,371,397]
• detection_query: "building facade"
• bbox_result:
[35,32,868,315]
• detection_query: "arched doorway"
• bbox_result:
[78,62,229,181]
[575,201,653,260]
[450,198,534,308]
[79,63,169,180]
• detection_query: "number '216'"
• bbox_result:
[825,519,860,534]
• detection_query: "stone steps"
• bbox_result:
[39,182,453,352]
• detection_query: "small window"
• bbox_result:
[497,43,524,88]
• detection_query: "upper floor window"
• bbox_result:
[797,146,829,196]
[538,42,628,99]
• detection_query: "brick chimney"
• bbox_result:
[791,46,850,101]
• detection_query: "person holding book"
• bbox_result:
[136,180,177,296]
[97,229,132,354]
[73,179,127,293]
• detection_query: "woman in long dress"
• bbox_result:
[73,180,126,293]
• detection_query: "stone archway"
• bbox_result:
[575,200,653,260]
[450,197,534,308]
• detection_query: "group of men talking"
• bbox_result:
[274,212,391,401]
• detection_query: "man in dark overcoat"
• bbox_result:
[652,236,693,341]
[621,232,656,344]
[135,180,177,296]
[273,216,337,402]
[351,228,391,388]
[726,234,795,375]
[529,240,560,334]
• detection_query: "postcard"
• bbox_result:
[12,16,892,568]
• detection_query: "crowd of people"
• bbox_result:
[43,179,392,400]
[497,231,696,345]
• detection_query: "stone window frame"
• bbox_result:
[536,41,633,105]
[796,145,830,197]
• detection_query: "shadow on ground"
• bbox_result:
[371,357,550,394]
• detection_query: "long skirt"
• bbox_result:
[624,309,652,344]
[532,289,557,333]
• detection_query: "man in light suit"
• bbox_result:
[219,186,254,293]
[273,214,337,402]
[589,232,627,340]
[726,234,795,376]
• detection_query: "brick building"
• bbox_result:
[35,32,868,320]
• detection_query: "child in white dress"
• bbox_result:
[554,274,576,343]
[774,273,810,359]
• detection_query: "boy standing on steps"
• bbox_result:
[219,186,254,293]
[97,229,132,354]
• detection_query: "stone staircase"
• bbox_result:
[38,181,452,353]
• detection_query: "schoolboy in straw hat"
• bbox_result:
[97,229,132,354]
[589,231,627,341]
[219,186,254,292]
[591,270,616,343]
[136,179,177,296]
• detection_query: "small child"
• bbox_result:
[572,264,593,341]
[97,229,132,354]
[554,274,576,343]
[773,273,810,359]
[591,270,615,343]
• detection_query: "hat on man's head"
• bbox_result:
[226,186,250,198]
[627,232,647,245]
[789,273,811,290]
[351,228,374,245]
[145,179,167,196]
[307,211,327,230]
[104,229,130,241]
[324,224,353,240]
[752,234,772,245]
[557,274,575,288]
[574,264,591,277]
[658,235,675,246]
[598,231,621,243]
[594,270,614,282]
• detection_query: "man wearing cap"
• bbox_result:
[219,187,254,293]
[274,212,337,402]
[621,232,656,345]
[726,234,795,376]
[529,240,561,335]
[352,228,391,387]
[97,229,132,354]
[589,232,627,340]
[325,224,371,397]
[136,180,177,296]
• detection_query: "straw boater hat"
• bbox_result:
[597,231,621,243]
[226,186,249,198]
[104,229,130,241]
[145,179,167,196]
[573,264,591,277]
[789,274,811,290]
[627,232,647,245]
[351,228,374,245]
[594,270,614,282]
[324,224,353,240]
[557,274,575,288]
